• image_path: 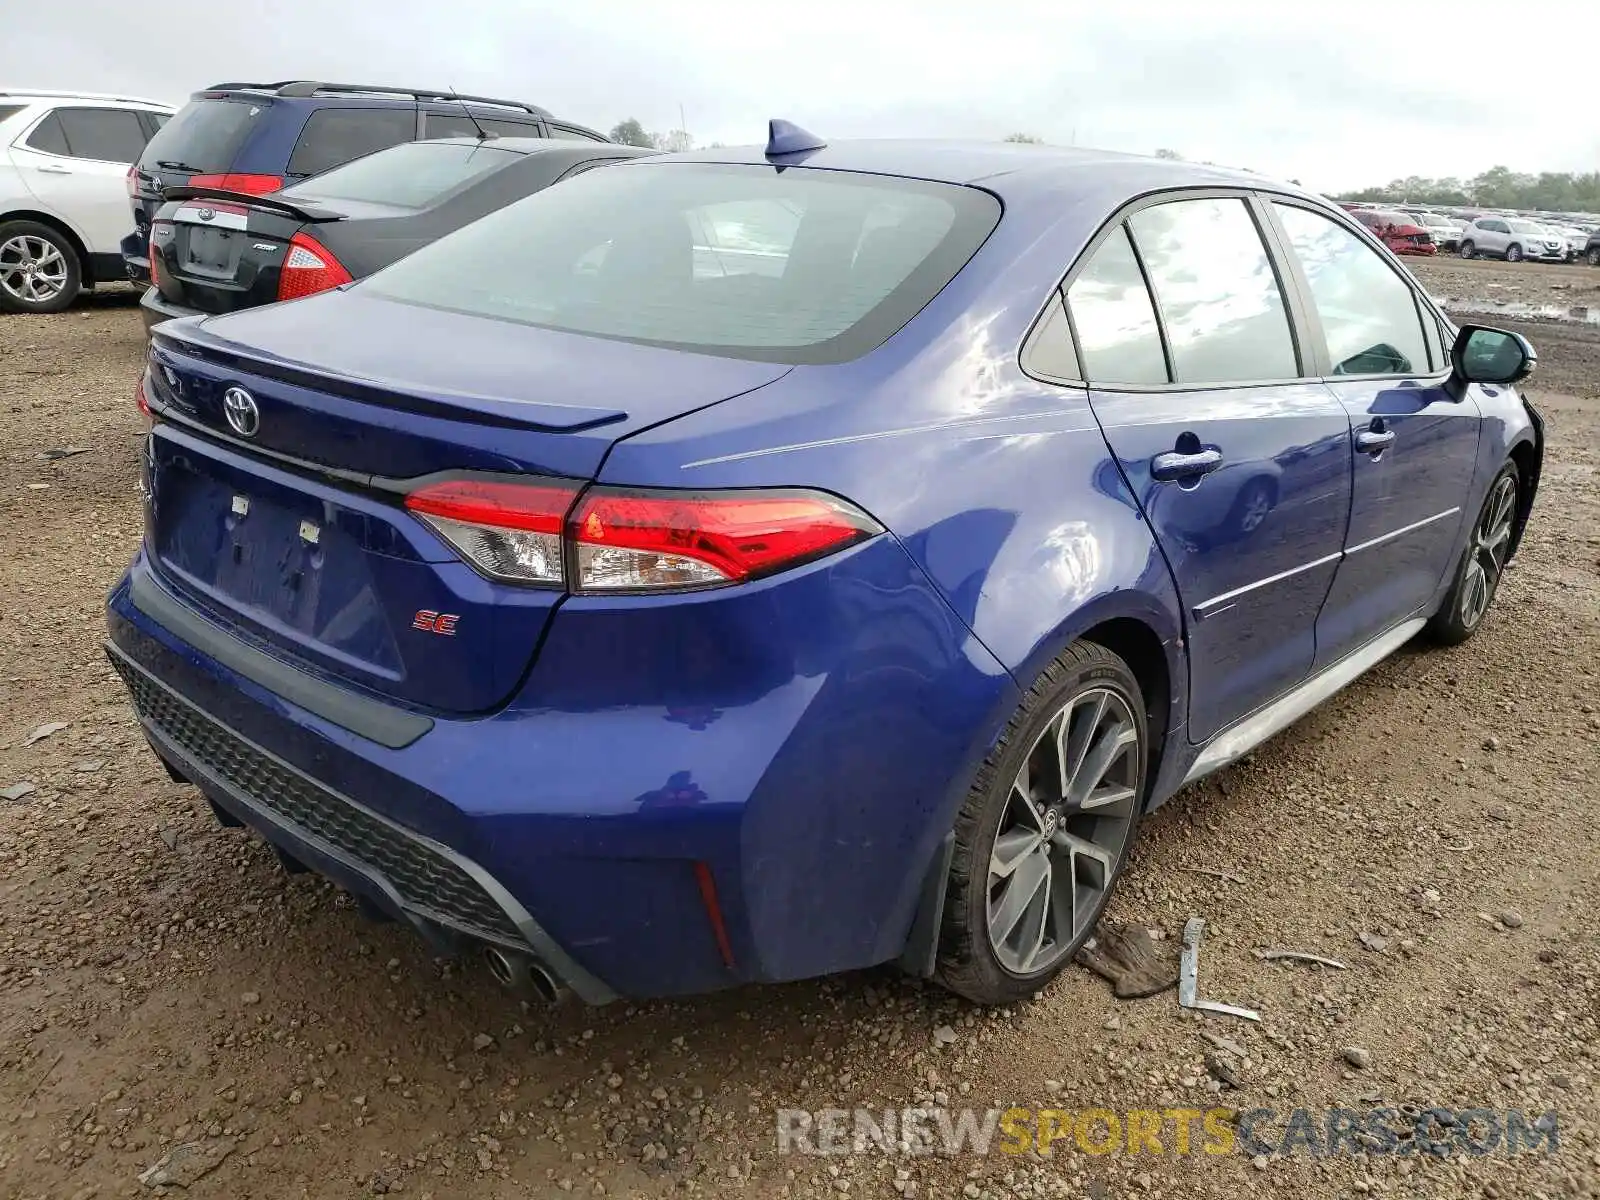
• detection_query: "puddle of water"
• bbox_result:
[1437,298,1600,325]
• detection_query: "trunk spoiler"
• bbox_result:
[159,186,345,223]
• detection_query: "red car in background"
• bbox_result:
[1349,207,1437,256]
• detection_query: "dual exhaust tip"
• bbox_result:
[482,944,566,1005]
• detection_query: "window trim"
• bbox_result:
[1260,196,1452,383]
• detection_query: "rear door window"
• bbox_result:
[53,107,150,162]
[421,112,541,141]
[139,99,263,173]
[280,140,521,210]
[1064,225,1168,385]
[286,107,417,177]
[1273,203,1429,376]
[1128,197,1299,384]
[549,124,606,142]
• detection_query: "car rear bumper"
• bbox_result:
[106,543,1012,999]
[140,287,201,336]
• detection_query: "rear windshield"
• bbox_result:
[361,162,1001,364]
[281,140,519,210]
[139,98,262,173]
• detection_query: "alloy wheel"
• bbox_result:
[1459,241,1475,259]
[1460,474,1517,629]
[0,235,69,306]
[986,687,1141,976]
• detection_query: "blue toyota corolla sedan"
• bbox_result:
[108,124,1542,1005]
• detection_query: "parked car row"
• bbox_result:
[102,112,1543,1006]
[1341,199,1600,265]
[2,80,611,313]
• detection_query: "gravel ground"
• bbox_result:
[1,277,1597,1200]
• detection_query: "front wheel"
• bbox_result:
[936,641,1148,1005]
[1506,244,1523,263]
[1427,464,1518,646]
[1459,240,1476,259]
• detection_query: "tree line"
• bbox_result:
[1334,166,1600,213]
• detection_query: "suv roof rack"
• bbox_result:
[203,80,550,117]
[0,87,171,106]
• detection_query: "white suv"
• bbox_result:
[1,89,176,313]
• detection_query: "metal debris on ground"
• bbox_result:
[40,446,92,460]
[1253,949,1347,969]
[1178,917,1261,1022]
[1178,866,1246,884]
[23,720,69,746]
[1075,920,1180,999]
[1201,1031,1249,1058]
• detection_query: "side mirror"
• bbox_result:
[1451,325,1536,387]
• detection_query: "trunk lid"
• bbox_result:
[151,193,339,315]
[143,291,791,713]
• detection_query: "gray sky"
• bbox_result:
[5,0,1593,192]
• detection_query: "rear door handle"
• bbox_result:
[1356,429,1396,454]
[37,164,72,174]
[1151,448,1224,482]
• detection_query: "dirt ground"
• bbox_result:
[1,265,1597,1200]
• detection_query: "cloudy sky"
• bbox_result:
[5,0,1593,192]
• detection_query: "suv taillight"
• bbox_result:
[276,232,353,301]
[403,480,880,592]
[126,165,139,198]
[148,220,171,285]
[186,172,283,195]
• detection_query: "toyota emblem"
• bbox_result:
[222,387,260,438]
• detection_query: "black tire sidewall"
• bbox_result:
[937,643,1148,1005]
[1428,463,1518,645]
[0,221,82,314]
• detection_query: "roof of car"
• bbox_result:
[0,88,174,108]
[656,139,1305,203]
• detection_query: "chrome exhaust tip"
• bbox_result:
[483,944,565,1004]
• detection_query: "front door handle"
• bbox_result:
[1356,428,1396,454]
[1151,448,1224,482]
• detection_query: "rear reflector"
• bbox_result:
[186,172,284,195]
[404,479,880,592]
[276,231,354,301]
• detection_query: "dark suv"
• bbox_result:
[122,80,607,284]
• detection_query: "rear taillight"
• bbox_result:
[148,219,170,285]
[126,165,139,198]
[276,232,353,301]
[135,375,152,419]
[403,479,879,592]
[405,479,574,586]
[186,172,283,195]
[571,488,879,591]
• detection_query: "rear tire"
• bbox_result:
[1427,463,1519,646]
[0,221,80,314]
[1587,246,1600,267]
[1459,240,1476,259]
[936,641,1148,1006]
